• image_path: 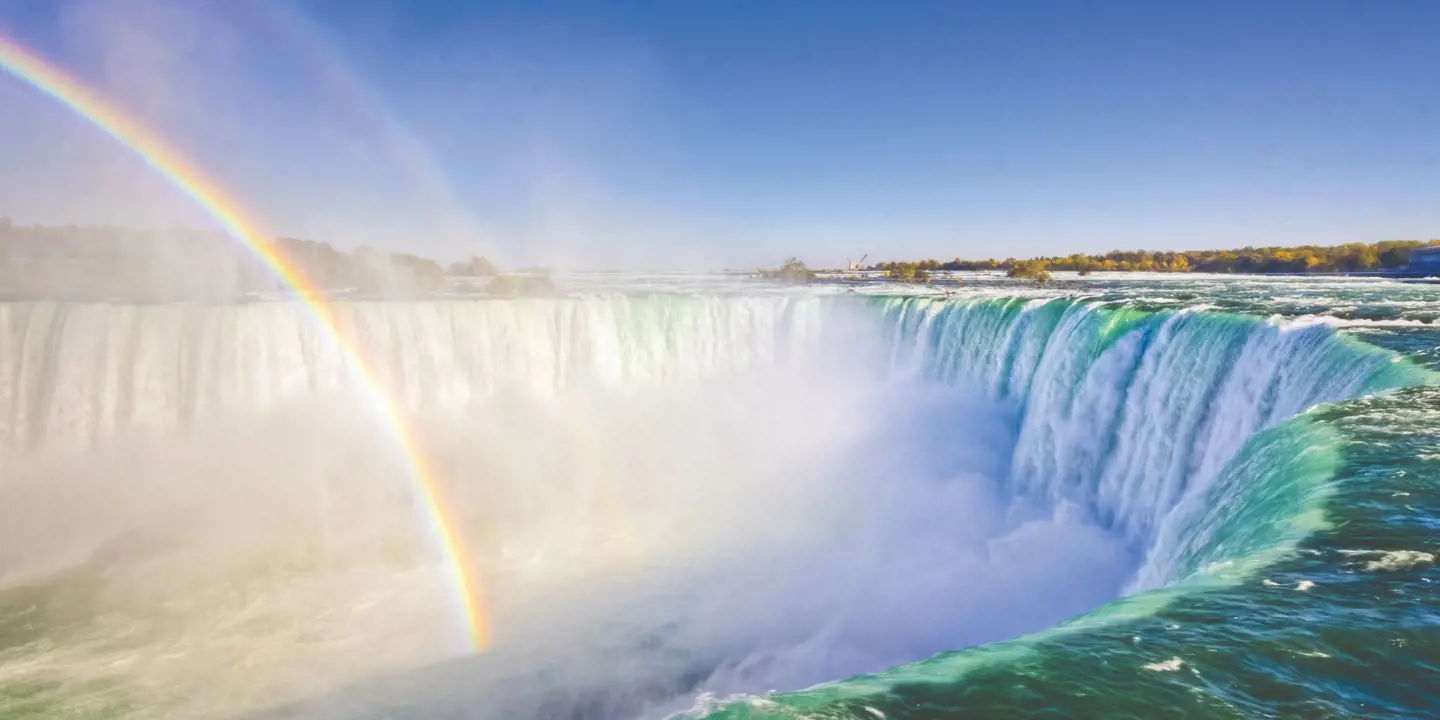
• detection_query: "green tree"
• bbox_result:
[886,262,929,282]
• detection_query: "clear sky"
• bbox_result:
[1,0,1437,269]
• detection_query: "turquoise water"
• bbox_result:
[698,391,1440,719]
[697,278,1440,720]
[1,274,1437,718]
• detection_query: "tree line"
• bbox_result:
[868,239,1440,275]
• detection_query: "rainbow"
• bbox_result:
[0,33,490,651]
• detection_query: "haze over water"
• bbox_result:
[2,1,1440,718]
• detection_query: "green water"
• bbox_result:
[695,276,1440,719]
[697,391,1437,718]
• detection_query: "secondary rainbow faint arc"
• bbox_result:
[0,33,490,652]
[248,2,487,250]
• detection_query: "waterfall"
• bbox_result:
[0,295,1424,584]
[876,296,1425,585]
[0,297,833,455]
[1,294,1430,719]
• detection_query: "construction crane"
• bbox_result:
[846,254,868,271]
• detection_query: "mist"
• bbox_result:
[0,300,1137,718]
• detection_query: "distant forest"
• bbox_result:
[0,218,499,300]
[870,239,1440,275]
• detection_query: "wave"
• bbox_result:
[1292,315,1437,328]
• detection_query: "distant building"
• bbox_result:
[1407,246,1440,274]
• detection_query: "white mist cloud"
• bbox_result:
[0,302,1137,718]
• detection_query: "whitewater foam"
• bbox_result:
[1142,657,1184,672]
[1361,550,1435,571]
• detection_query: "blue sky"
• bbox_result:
[0,0,1437,268]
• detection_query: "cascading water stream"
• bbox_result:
[874,296,1424,588]
[0,297,832,455]
[0,294,1429,719]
